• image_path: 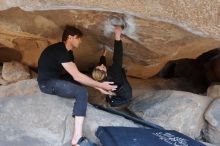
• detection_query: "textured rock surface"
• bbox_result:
[0,1,219,78]
[201,142,218,146]
[128,90,212,138]
[0,0,219,40]
[207,84,220,99]
[0,93,139,146]
[2,61,30,83]
[0,93,73,146]
[0,47,22,62]
[0,66,8,85]
[0,75,8,85]
[0,79,39,98]
[157,48,220,92]
[204,98,220,145]
[89,77,205,106]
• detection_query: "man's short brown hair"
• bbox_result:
[62,25,83,41]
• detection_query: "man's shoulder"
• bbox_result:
[43,42,64,53]
[47,42,64,49]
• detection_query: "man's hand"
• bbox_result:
[96,87,116,95]
[100,81,117,91]
[62,62,115,91]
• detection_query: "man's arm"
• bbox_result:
[62,62,117,91]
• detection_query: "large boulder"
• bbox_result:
[0,0,220,41]
[0,3,220,79]
[204,98,220,145]
[207,83,220,99]
[201,142,218,146]
[0,46,22,63]
[0,93,139,146]
[157,49,220,93]
[2,61,31,83]
[128,90,212,138]
[0,75,8,85]
[0,93,73,146]
[0,78,39,98]
[0,66,8,85]
[205,55,220,83]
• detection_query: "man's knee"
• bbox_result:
[38,83,53,94]
[76,86,88,101]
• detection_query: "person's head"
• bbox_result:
[92,64,107,81]
[62,25,83,48]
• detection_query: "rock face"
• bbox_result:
[0,1,219,79]
[207,84,220,99]
[0,79,39,98]
[204,98,220,145]
[206,55,220,83]
[0,47,22,62]
[0,75,8,85]
[157,58,208,92]
[0,0,219,41]
[84,104,139,144]
[0,66,8,85]
[128,90,212,138]
[2,61,30,83]
[157,48,220,92]
[0,92,139,146]
[0,79,139,145]
[0,93,73,146]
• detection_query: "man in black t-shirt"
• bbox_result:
[37,25,117,146]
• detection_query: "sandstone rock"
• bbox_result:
[0,93,74,146]
[205,55,220,83]
[0,79,39,98]
[2,61,30,83]
[204,98,220,145]
[30,70,38,78]
[88,77,200,107]
[12,38,50,67]
[0,46,22,62]
[0,7,220,79]
[0,74,8,85]
[207,83,220,99]
[0,0,220,41]
[0,93,138,146]
[0,66,8,85]
[157,49,220,93]
[201,142,218,146]
[84,104,139,144]
[128,90,212,138]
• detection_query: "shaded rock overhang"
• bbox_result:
[0,0,219,79]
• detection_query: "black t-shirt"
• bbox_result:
[37,42,74,83]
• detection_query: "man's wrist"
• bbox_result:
[97,82,103,89]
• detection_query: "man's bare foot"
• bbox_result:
[71,136,81,146]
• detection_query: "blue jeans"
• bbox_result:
[38,76,88,117]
